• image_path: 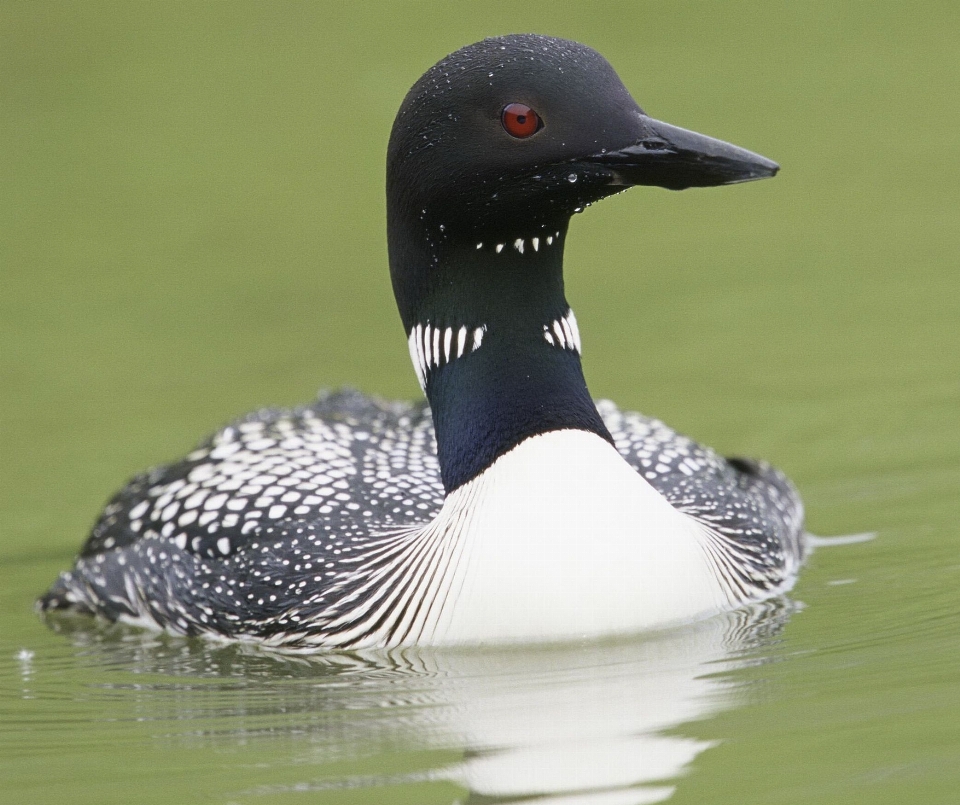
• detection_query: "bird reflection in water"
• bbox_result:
[44,602,795,804]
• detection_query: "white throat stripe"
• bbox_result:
[543,309,581,354]
[408,322,488,390]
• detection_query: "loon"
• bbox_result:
[40,34,804,649]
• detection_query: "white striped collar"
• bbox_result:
[407,308,581,392]
[407,322,487,392]
[542,309,581,354]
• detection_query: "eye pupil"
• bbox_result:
[501,103,542,138]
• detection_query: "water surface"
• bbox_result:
[3,2,958,803]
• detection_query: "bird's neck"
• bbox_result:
[389,220,612,492]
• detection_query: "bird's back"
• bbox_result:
[41,390,803,647]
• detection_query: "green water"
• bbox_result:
[2,2,958,803]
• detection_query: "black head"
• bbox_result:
[386,34,778,326]
[384,35,779,491]
[387,36,644,240]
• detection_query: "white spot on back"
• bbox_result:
[204,493,228,511]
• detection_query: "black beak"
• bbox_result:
[586,115,779,190]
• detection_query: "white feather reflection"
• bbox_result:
[401,605,786,804]
[42,601,793,803]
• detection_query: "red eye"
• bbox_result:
[501,103,543,138]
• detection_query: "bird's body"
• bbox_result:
[41,34,805,649]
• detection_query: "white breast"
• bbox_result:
[415,430,732,645]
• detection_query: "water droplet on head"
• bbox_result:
[567,174,578,183]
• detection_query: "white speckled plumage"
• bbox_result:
[42,390,803,648]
